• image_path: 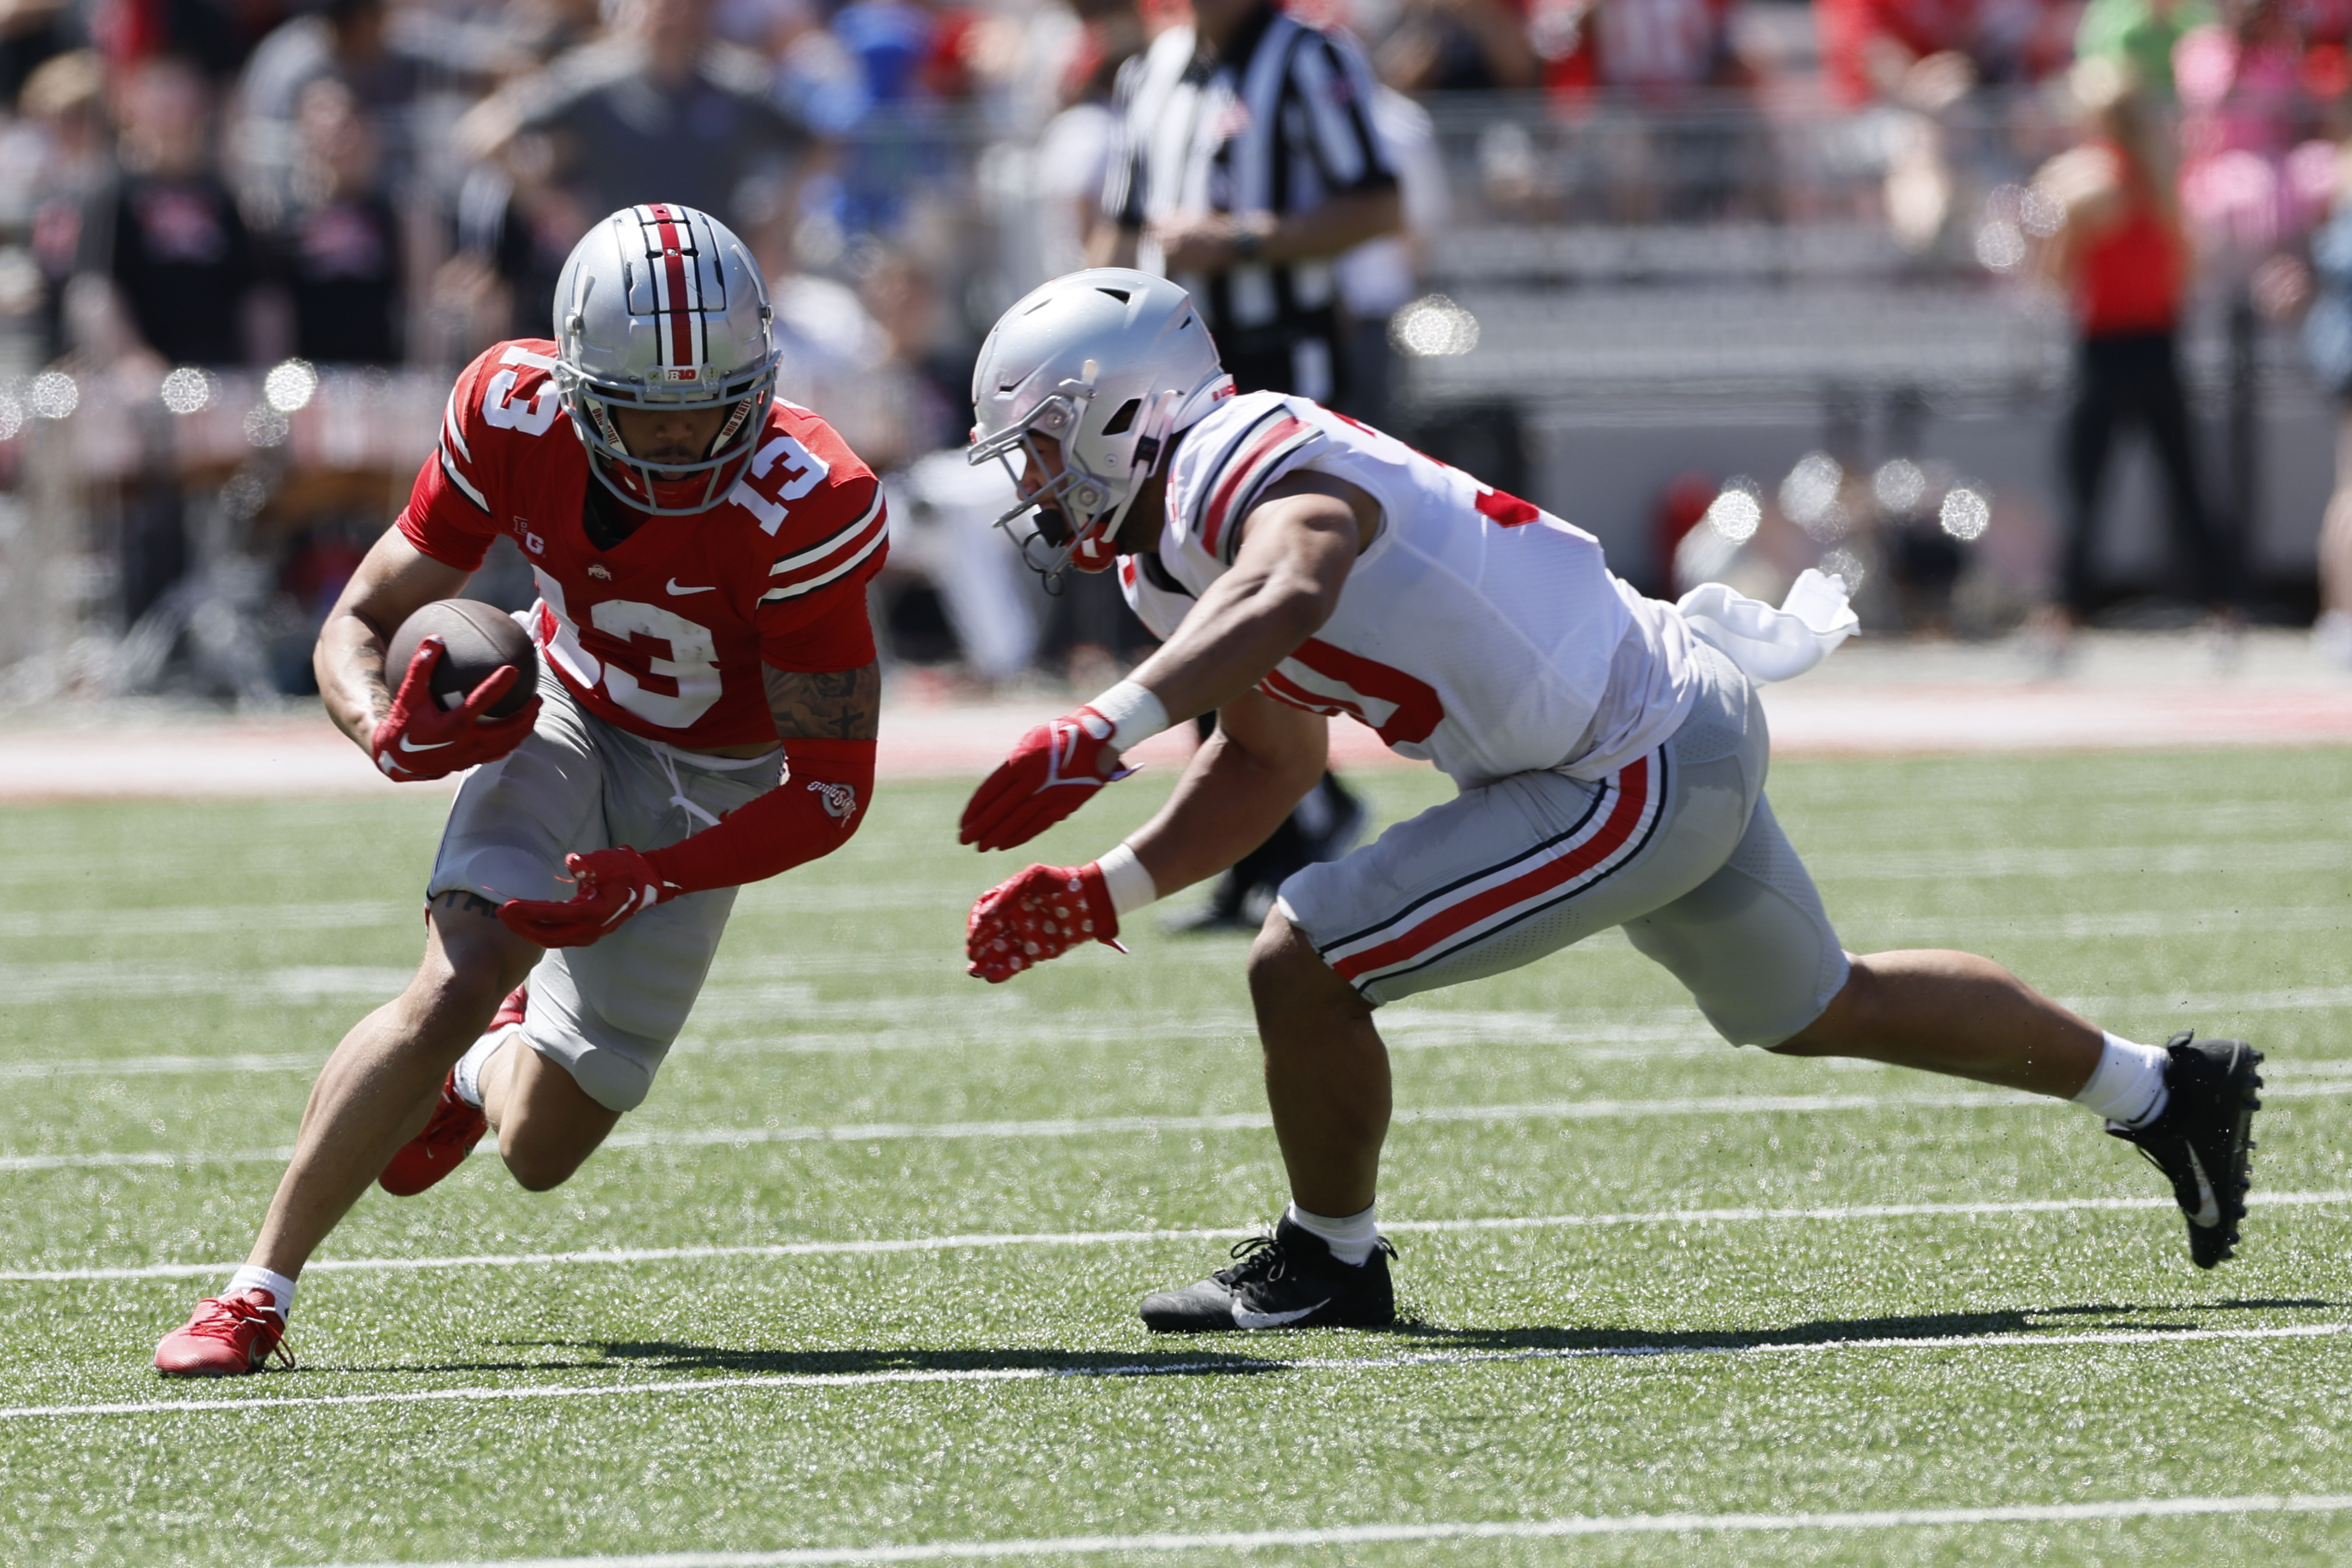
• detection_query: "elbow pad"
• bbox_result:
[642,737,876,895]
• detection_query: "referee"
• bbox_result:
[1092,0,1403,407]
[1091,0,1404,927]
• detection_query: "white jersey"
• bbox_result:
[1119,392,1700,789]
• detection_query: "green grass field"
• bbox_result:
[2,747,2350,1567]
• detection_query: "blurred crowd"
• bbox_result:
[2,0,2352,700]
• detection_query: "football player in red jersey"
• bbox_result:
[155,205,889,1376]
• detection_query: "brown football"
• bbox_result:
[383,599,539,719]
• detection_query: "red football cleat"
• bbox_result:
[378,1067,491,1196]
[378,985,514,1197]
[155,1289,294,1376]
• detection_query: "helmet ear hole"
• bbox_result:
[1102,398,1140,436]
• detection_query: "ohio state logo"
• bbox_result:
[807,780,859,820]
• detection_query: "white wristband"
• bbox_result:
[1095,842,1159,917]
[1087,679,1170,754]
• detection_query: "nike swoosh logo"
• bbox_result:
[2183,1145,2223,1228]
[397,735,454,752]
[667,580,716,596]
[1233,1298,1328,1330]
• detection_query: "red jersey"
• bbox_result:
[397,340,888,751]
[2077,169,2184,337]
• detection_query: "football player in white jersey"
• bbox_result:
[955,269,2263,1333]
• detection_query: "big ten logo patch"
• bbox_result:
[513,517,545,555]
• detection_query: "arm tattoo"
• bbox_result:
[361,661,392,721]
[765,659,882,742]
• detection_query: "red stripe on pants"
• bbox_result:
[1331,756,1654,983]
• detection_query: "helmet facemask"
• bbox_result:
[552,204,780,518]
[561,361,773,516]
[969,268,1232,585]
[971,378,1180,585]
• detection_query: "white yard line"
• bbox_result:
[11,1077,2352,1177]
[1812,839,2352,881]
[280,1490,2352,1567]
[13,988,2352,1081]
[0,1053,325,1081]
[7,1321,2350,1425]
[1858,905,2351,941]
[0,903,396,939]
[10,1189,2349,1285]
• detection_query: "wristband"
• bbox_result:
[1095,842,1159,918]
[1087,679,1170,754]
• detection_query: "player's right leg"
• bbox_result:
[155,894,538,1375]
[158,671,599,1376]
[1141,647,1768,1332]
[1626,769,2261,1269]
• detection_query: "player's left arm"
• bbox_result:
[1127,472,1377,720]
[960,474,1376,982]
[957,471,1375,854]
[763,661,882,743]
[498,658,883,949]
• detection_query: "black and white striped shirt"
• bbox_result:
[1101,3,1395,387]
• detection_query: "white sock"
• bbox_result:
[2073,1031,2171,1128]
[1284,1201,1381,1267]
[451,1025,516,1109]
[224,1265,297,1321]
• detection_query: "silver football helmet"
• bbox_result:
[968,268,1230,578]
[553,204,777,515]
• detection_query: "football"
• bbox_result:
[382,599,538,719]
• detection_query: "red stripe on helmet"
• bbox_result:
[646,206,695,370]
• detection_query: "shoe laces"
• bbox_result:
[190,1292,297,1370]
[1214,1233,1290,1287]
[421,1086,487,1145]
[1213,1232,1398,1289]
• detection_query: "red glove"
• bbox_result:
[370,637,540,783]
[498,847,678,948]
[958,706,1133,852]
[499,739,876,948]
[966,861,1121,983]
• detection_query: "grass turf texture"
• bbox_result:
[2,747,2350,1567]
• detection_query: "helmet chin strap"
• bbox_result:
[1076,388,1183,565]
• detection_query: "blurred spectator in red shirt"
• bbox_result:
[2032,58,2233,634]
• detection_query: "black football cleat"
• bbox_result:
[1140,1216,1396,1332]
[2106,1031,2262,1269]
